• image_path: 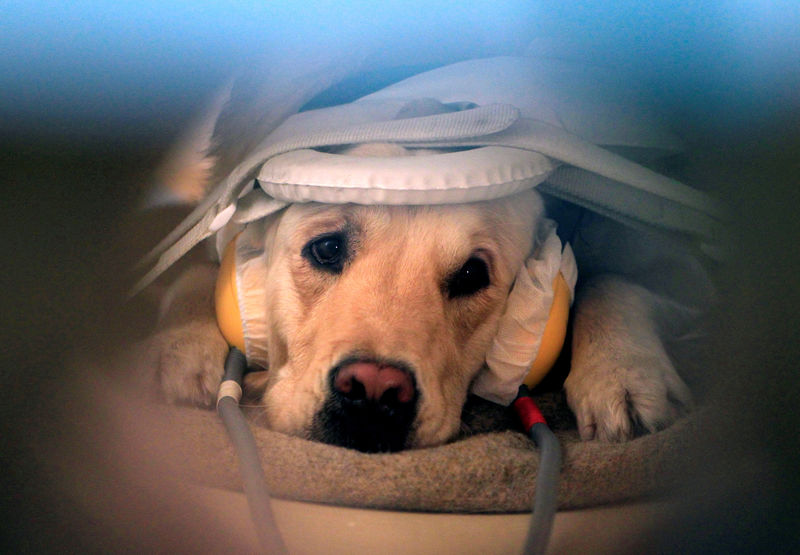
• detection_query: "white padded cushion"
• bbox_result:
[257,146,555,205]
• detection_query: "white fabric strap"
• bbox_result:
[405,117,726,225]
[540,168,725,242]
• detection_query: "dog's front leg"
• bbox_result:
[144,263,229,407]
[565,275,692,441]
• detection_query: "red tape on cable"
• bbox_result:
[513,395,547,433]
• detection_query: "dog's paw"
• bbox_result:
[145,321,229,408]
[567,276,694,442]
[565,352,692,442]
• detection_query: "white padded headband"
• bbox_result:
[256,146,554,206]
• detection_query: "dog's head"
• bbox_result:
[231,189,543,452]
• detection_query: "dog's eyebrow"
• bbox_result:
[469,246,496,268]
[303,216,347,230]
[293,212,351,241]
[465,228,499,259]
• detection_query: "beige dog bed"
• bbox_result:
[136,55,718,536]
[166,390,696,513]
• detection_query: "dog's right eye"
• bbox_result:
[304,233,346,273]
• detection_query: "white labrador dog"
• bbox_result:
[146,144,692,452]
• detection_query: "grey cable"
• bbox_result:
[217,348,288,554]
[523,422,562,555]
[219,347,561,554]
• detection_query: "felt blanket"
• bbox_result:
[165,391,696,513]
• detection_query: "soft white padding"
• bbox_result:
[257,146,555,205]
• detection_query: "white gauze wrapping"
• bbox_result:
[472,219,577,405]
[234,220,271,370]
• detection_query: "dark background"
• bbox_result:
[2,2,798,551]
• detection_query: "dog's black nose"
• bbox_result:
[313,360,418,453]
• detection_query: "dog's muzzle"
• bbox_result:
[312,357,418,453]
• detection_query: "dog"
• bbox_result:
[145,142,693,453]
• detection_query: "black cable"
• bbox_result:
[217,348,288,554]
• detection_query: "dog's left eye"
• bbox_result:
[304,233,346,272]
[447,256,490,299]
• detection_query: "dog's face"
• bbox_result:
[251,190,543,451]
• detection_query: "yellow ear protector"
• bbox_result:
[523,270,570,387]
[215,234,571,389]
[215,234,246,353]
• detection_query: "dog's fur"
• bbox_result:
[146,145,692,450]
